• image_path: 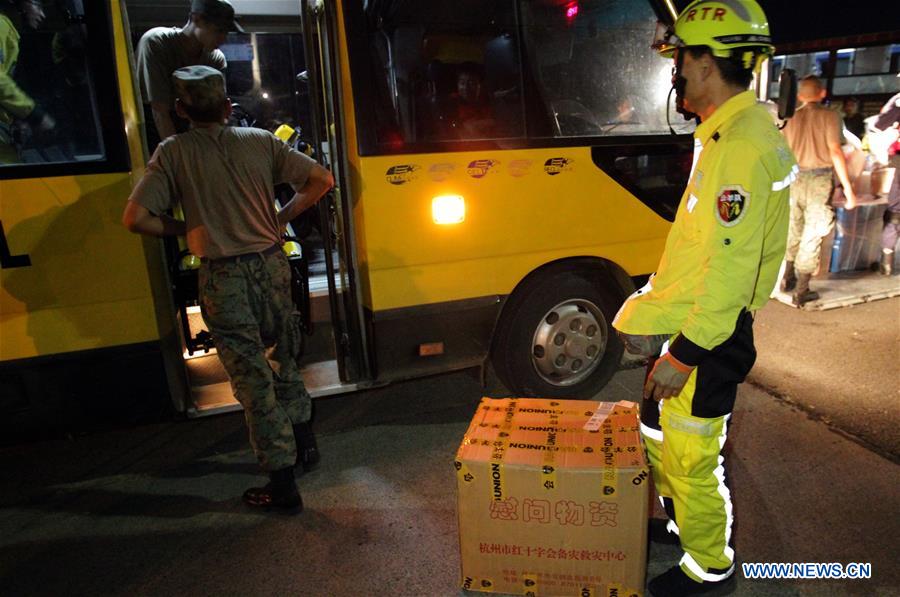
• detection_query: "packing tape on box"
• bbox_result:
[616,399,637,414]
[541,407,561,492]
[462,575,495,592]
[541,460,558,491]
[489,460,506,501]
[607,584,642,597]
[605,583,642,597]
[601,418,618,497]
[454,460,475,484]
[522,573,538,595]
[583,401,617,431]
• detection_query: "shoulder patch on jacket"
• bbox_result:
[715,185,750,227]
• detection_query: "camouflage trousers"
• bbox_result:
[199,249,311,472]
[784,169,835,275]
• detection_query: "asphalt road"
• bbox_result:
[1,365,898,596]
[750,296,900,462]
[1,297,898,596]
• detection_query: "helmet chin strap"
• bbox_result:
[666,86,677,136]
[667,50,700,135]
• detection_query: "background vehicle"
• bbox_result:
[1,0,694,443]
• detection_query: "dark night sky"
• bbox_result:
[673,0,900,45]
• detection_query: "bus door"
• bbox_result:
[125,0,367,416]
[301,0,372,385]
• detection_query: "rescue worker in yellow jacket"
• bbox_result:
[613,2,797,595]
[0,0,54,164]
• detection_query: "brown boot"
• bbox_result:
[792,273,819,306]
[780,261,797,292]
[879,251,894,276]
[242,466,303,512]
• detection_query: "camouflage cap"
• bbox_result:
[172,65,226,111]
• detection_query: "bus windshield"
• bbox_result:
[353,0,690,154]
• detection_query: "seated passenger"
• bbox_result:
[446,62,495,139]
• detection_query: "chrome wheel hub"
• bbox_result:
[531,298,608,387]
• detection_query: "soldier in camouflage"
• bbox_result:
[123,65,334,512]
[781,75,858,305]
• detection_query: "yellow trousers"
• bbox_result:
[641,311,756,583]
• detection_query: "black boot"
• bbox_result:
[779,261,796,292]
[791,273,819,306]
[880,251,894,276]
[649,566,735,596]
[242,466,303,512]
[293,422,320,472]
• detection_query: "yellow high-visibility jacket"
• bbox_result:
[614,91,798,366]
[1,14,36,127]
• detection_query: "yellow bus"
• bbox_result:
[0,0,692,441]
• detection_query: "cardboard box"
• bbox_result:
[871,166,895,197]
[456,398,648,597]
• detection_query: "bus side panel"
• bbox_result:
[0,343,172,447]
[1,0,156,361]
[0,178,158,360]
[365,296,502,382]
[0,0,171,440]
[353,146,670,312]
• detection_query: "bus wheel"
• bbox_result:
[491,268,624,399]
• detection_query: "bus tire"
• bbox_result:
[491,266,624,399]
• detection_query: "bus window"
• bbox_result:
[219,33,310,135]
[832,45,900,97]
[354,0,526,150]
[0,0,128,175]
[521,0,688,138]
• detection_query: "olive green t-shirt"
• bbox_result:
[782,103,841,170]
[136,27,227,106]
[128,125,316,259]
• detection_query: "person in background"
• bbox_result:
[0,0,54,164]
[870,89,900,275]
[614,1,797,595]
[136,0,242,148]
[780,75,858,305]
[123,66,334,512]
[841,96,866,141]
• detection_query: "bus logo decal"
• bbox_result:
[386,164,420,185]
[467,159,499,179]
[429,163,455,182]
[508,160,532,178]
[544,157,573,176]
